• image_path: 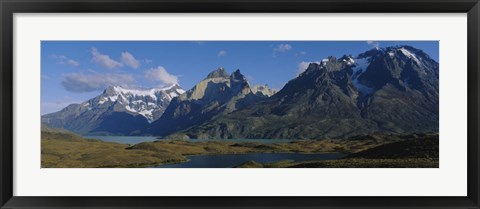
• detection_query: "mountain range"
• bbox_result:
[42,45,439,139]
[42,85,185,135]
[172,46,439,139]
[145,68,274,136]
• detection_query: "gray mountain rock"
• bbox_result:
[174,45,439,139]
[147,68,266,136]
[252,84,277,97]
[41,85,185,135]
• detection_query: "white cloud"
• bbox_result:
[66,59,80,67]
[217,50,227,57]
[276,44,292,52]
[91,47,123,69]
[367,41,380,48]
[295,51,307,56]
[273,44,292,57]
[144,66,179,86]
[144,59,153,64]
[297,61,311,75]
[121,51,140,69]
[85,69,97,73]
[297,61,320,75]
[61,72,136,92]
[50,54,80,67]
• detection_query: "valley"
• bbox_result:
[41,125,438,168]
[41,45,440,168]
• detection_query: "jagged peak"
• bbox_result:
[230,69,246,81]
[385,45,433,61]
[357,45,430,59]
[206,67,229,79]
[340,54,354,59]
[324,56,337,61]
[339,54,355,65]
[357,47,384,59]
[103,84,183,96]
[296,62,322,76]
[252,84,277,97]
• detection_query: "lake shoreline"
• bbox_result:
[43,129,439,168]
[151,152,347,168]
[84,135,301,145]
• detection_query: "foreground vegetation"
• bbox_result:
[236,158,438,168]
[41,125,438,168]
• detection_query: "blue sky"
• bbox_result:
[41,41,438,115]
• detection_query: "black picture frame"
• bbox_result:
[1,0,479,208]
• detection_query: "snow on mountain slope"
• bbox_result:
[90,84,185,122]
[351,57,375,94]
[42,84,186,135]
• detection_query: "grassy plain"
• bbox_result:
[41,126,438,168]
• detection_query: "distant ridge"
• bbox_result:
[147,68,276,136]
[41,85,185,135]
[165,45,439,139]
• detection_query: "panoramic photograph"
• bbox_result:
[41,41,439,168]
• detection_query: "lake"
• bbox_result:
[85,136,295,145]
[153,152,346,168]
[84,136,346,168]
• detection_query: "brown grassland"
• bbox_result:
[41,126,439,168]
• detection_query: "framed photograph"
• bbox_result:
[1,0,479,208]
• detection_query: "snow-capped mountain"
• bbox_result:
[147,68,269,136]
[175,45,439,139]
[42,45,438,138]
[90,85,185,122]
[41,85,185,135]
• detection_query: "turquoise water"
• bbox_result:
[86,136,294,145]
[154,152,346,168]
[84,136,342,168]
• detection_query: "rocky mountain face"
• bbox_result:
[42,85,185,135]
[170,46,439,139]
[147,68,274,136]
[43,45,438,139]
[252,84,277,97]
